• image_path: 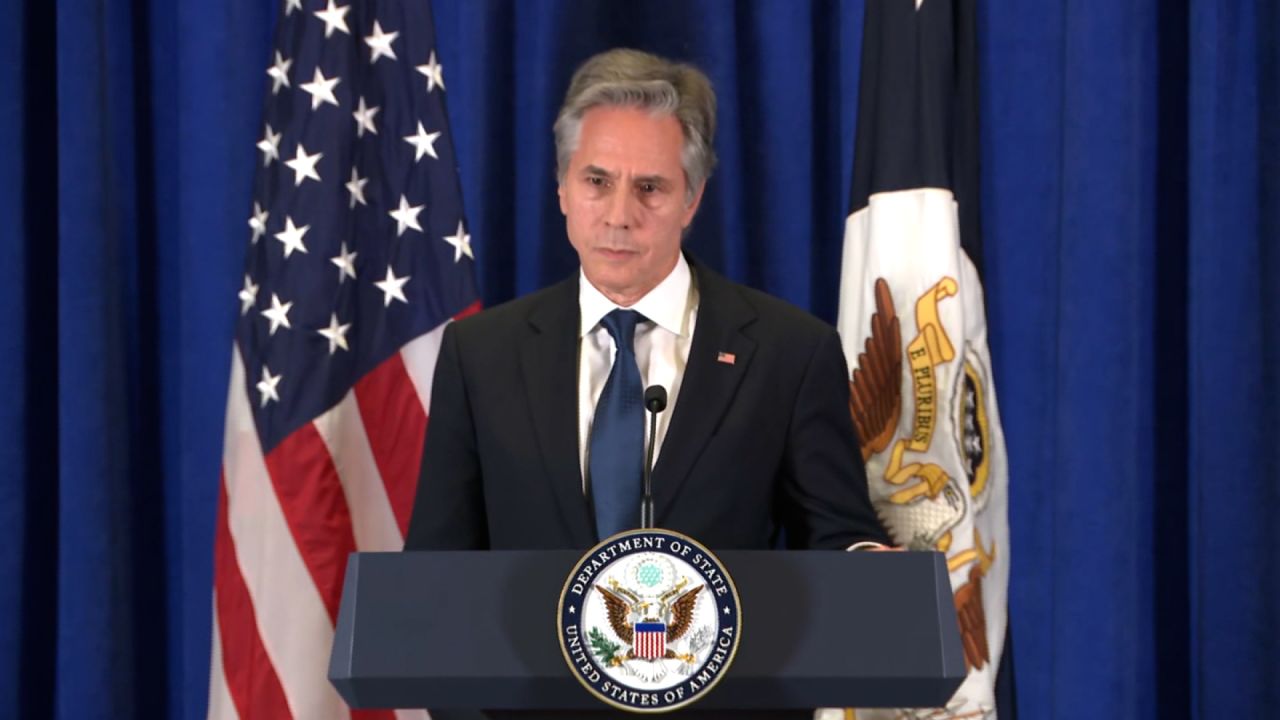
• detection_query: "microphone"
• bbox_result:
[640,385,667,529]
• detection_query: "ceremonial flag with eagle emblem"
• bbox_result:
[209,0,478,718]
[833,1,1011,718]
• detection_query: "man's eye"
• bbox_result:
[639,183,658,194]
[587,176,606,187]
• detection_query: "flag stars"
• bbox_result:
[364,21,399,63]
[266,52,292,94]
[388,194,424,236]
[313,0,351,37]
[257,124,282,166]
[261,293,294,335]
[248,202,269,243]
[404,121,441,161]
[442,220,473,262]
[352,97,379,137]
[275,216,310,258]
[416,50,445,93]
[284,0,301,16]
[300,67,341,110]
[238,275,259,315]
[285,144,323,186]
[346,167,369,207]
[375,266,410,306]
[317,313,352,354]
[257,365,283,407]
[331,241,358,282]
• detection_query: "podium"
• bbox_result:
[329,550,965,711]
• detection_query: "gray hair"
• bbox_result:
[554,49,717,204]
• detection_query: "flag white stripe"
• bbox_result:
[207,595,240,720]
[222,345,350,720]
[399,321,448,414]
[312,391,405,552]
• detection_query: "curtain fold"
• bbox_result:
[1,5,60,718]
[1187,0,1280,714]
[981,1,1168,716]
[0,1,1275,718]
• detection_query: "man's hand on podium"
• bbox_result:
[847,541,903,552]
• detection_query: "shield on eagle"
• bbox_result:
[633,621,666,659]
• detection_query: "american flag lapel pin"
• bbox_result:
[717,351,736,365]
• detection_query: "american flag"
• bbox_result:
[633,622,667,660]
[209,1,478,718]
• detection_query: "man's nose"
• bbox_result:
[603,187,636,229]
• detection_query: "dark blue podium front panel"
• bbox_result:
[329,550,964,710]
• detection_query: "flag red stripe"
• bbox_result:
[354,352,429,538]
[370,301,480,535]
[262,423,358,624]
[214,475,294,720]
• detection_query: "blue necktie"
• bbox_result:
[589,309,645,539]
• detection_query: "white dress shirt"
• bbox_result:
[577,253,698,490]
[574,255,887,551]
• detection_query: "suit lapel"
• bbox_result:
[520,277,595,547]
[652,258,757,522]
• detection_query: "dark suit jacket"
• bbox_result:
[406,255,887,551]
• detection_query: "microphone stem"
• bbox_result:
[641,406,658,529]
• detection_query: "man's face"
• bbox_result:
[559,105,704,306]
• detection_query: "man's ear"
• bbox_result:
[558,181,568,216]
[682,182,706,228]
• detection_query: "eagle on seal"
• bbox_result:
[595,578,704,663]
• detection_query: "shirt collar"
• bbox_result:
[579,252,693,338]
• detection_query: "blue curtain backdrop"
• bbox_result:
[1,0,1276,718]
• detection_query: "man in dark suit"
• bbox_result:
[404,250,887,551]
[405,48,886,554]
[404,48,887,718]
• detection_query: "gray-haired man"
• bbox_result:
[407,49,887,717]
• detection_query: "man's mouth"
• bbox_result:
[595,247,638,260]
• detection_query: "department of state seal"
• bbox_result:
[557,529,741,713]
